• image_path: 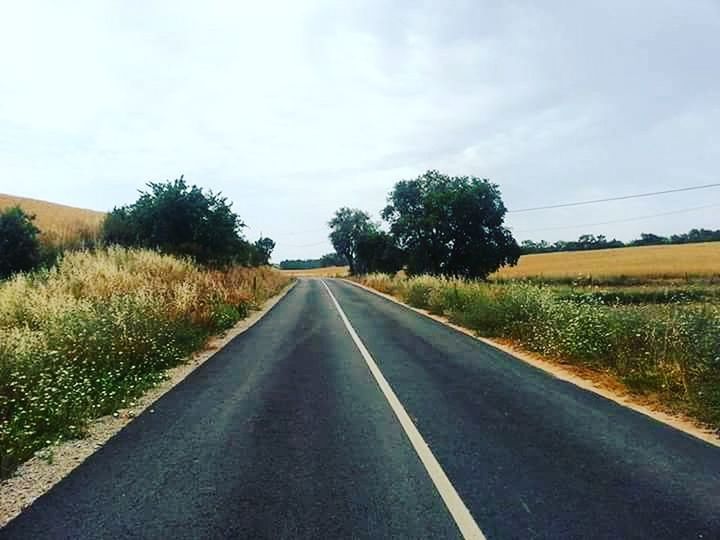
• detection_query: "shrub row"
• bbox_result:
[357,274,720,427]
[0,248,290,478]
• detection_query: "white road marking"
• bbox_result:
[321,279,487,540]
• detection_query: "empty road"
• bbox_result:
[2,279,719,539]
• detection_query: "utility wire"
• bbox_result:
[509,183,720,213]
[511,203,720,234]
[281,184,719,244]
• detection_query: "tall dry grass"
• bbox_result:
[0,248,290,477]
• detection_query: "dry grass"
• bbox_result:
[492,242,720,281]
[0,193,105,246]
[280,265,349,278]
[0,248,291,478]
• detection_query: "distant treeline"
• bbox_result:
[279,252,347,270]
[521,228,720,254]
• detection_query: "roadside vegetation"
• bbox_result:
[0,179,290,479]
[357,273,720,429]
[332,169,720,431]
[0,248,289,478]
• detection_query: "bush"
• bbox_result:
[0,248,290,478]
[0,207,41,279]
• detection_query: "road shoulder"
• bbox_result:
[344,278,720,448]
[0,280,297,528]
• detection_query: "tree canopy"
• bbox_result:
[0,206,41,279]
[252,237,276,266]
[102,177,250,266]
[382,170,519,278]
[354,230,404,275]
[328,208,377,274]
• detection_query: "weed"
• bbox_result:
[0,248,290,478]
[357,274,720,427]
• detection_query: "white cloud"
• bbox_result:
[1,0,719,260]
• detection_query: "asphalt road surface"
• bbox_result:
[2,279,719,539]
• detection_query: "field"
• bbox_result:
[492,242,720,283]
[0,248,291,478]
[280,265,349,278]
[0,194,105,247]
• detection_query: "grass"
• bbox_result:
[0,193,105,251]
[491,242,720,283]
[279,265,349,278]
[0,248,291,478]
[356,273,720,430]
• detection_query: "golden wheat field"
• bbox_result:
[492,242,720,281]
[279,265,349,278]
[0,193,105,244]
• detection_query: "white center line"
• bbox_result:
[321,279,487,540]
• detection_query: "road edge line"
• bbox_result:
[320,280,486,540]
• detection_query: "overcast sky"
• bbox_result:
[1,1,719,261]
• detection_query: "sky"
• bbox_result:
[1,0,719,261]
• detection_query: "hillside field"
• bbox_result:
[280,265,349,278]
[0,193,105,244]
[492,242,720,282]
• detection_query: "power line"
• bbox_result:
[511,203,720,234]
[509,183,720,213]
[280,184,719,245]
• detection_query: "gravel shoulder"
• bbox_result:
[0,281,296,528]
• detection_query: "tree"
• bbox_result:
[320,252,347,267]
[279,252,347,270]
[631,233,668,246]
[382,170,519,279]
[252,237,276,266]
[328,208,377,274]
[102,177,247,266]
[0,206,41,279]
[520,239,551,254]
[355,231,404,275]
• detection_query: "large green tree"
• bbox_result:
[355,231,404,275]
[328,208,377,274]
[382,170,519,279]
[102,177,247,266]
[0,207,42,279]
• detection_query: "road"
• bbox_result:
[2,279,719,539]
